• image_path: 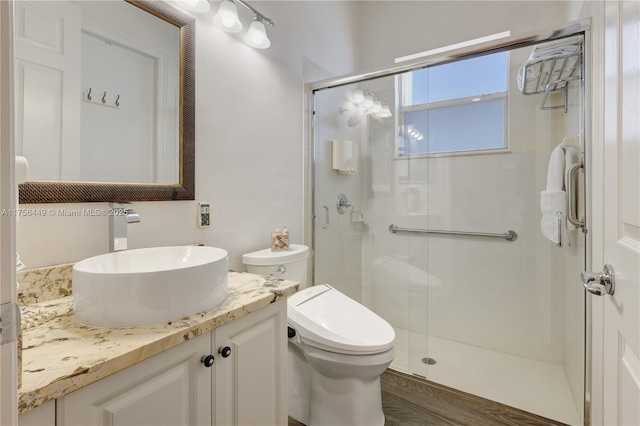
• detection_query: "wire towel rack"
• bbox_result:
[388,224,518,242]
[520,50,582,113]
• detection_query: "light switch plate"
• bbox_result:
[198,202,211,228]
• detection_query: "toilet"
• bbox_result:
[242,244,395,426]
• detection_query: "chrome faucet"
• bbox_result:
[108,202,140,252]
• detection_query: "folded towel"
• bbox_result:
[540,143,581,245]
[517,37,582,93]
[530,44,580,60]
[530,35,582,55]
[540,191,566,245]
[546,144,565,192]
[518,54,580,93]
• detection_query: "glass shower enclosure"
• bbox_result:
[310,27,588,425]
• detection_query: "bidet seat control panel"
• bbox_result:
[198,202,211,228]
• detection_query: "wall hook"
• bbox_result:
[115,94,120,107]
[87,88,92,100]
[102,91,107,104]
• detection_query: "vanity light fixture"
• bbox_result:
[405,125,424,141]
[167,0,210,13]
[170,0,274,48]
[244,17,271,49]
[213,0,274,48]
[339,88,393,127]
[213,0,243,32]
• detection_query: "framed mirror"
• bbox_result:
[16,0,195,203]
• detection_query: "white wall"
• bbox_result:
[17,1,361,269]
[356,1,573,73]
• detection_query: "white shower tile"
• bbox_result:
[498,170,524,193]
[456,155,480,173]
[450,173,477,193]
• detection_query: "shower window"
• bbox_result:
[397,51,508,157]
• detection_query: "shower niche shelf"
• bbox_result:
[520,50,582,113]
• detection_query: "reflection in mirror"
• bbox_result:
[16,0,195,203]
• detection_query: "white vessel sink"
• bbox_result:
[73,246,228,327]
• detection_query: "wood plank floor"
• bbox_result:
[288,369,568,426]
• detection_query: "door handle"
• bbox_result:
[566,161,585,229]
[581,264,615,296]
[323,206,329,229]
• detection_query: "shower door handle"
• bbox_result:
[566,161,584,229]
[581,264,615,296]
[322,206,329,229]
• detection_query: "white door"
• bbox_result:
[0,0,17,424]
[597,1,640,424]
[13,0,81,181]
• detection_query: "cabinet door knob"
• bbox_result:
[218,346,232,358]
[201,354,215,367]
[288,326,296,339]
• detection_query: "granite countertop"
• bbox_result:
[17,269,298,414]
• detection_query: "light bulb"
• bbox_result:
[352,89,365,104]
[363,95,374,109]
[347,110,366,127]
[244,18,271,49]
[378,105,392,118]
[169,0,210,12]
[371,101,382,114]
[221,16,235,28]
[213,0,243,33]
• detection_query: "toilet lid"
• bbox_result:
[242,244,309,266]
[288,285,395,355]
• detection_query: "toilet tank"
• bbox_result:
[242,244,309,288]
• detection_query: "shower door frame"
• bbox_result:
[306,19,593,425]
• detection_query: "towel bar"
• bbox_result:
[388,224,517,241]
[557,211,564,247]
[566,161,585,229]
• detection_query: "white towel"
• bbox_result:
[540,192,566,245]
[546,144,565,192]
[517,54,580,93]
[517,37,582,93]
[530,36,582,55]
[540,144,566,245]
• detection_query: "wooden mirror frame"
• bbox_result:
[19,0,195,204]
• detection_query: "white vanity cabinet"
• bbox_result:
[56,300,287,426]
[18,401,55,425]
[57,331,212,425]
[214,299,287,425]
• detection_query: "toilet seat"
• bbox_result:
[288,285,395,355]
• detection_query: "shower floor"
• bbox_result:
[391,328,581,425]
